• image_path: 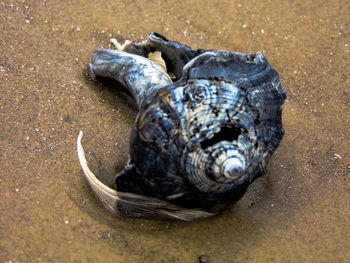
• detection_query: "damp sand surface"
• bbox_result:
[1,0,349,262]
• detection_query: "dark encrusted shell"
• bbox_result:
[78,32,286,219]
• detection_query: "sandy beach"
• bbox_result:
[1,0,349,262]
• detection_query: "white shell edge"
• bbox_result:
[76,131,121,214]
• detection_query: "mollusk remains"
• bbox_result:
[77,32,286,221]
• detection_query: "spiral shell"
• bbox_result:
[77,32,286,220]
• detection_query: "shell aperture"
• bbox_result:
[77,32,286,220]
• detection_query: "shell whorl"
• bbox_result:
[173,80,257,193]
[151,51,283,194]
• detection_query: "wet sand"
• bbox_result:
[1,0,349,262]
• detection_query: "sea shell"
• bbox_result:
[77,32,286,221]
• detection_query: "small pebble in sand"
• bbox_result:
[199,254,210,263]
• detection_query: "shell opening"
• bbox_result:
[148,51,176,80]
[200,125,241,149]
